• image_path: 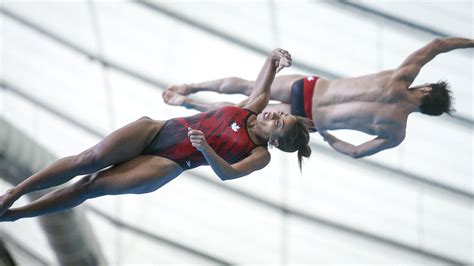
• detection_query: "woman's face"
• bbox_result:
[256,111,297,140]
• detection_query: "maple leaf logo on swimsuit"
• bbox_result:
[230,122,240,132]
[307,76,314,81]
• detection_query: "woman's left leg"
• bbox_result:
[0,155,182,222]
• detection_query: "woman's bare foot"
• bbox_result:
[166,84,193,95]
[162,90,187,106]
[0,189,17,217]
[0,210,15,222]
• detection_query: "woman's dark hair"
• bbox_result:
[276,116,312,172]
[420,81,454,116]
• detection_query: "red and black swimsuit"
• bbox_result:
[143,106,266,170]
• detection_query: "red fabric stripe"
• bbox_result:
[303,77,317,121]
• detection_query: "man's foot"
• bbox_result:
[167,84,193,96]
[162,90,187,106]
[0,189,16,217]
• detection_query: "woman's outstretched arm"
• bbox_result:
[241,49,292,114]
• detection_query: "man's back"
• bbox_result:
[312,70,409,136]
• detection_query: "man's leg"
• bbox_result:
[166,74,304,103]
[162,90,235,112]
[0,155,182,222]
[268,74,305,103]
[167,77,254,96]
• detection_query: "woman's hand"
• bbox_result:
[188,128,210,152]
[187,129,271,181]
[241,48,292,114]
[269,48,292,72]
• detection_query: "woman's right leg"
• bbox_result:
[0,116,162,215]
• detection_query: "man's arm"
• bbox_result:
[394,37,474,86]
[320,132,404,158]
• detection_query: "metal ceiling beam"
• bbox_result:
[1,80,103,138]
[0,7,167,90]
[85,206,232,265]
[310,142,473,201]
[0,231,48,266]
[0,152,106,265]
[187,170,465,265]
[0,237,18,266]
[134,0,339,79]
[333,0,449,37]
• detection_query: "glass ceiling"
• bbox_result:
[1,1,472,264]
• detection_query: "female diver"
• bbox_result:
[0,48,312,222]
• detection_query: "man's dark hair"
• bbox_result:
[420,81,455,116]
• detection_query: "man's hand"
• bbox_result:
[269,48,292,73]
[319,131,336,143]
[319,131,357,157]
[188,128,210,152]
